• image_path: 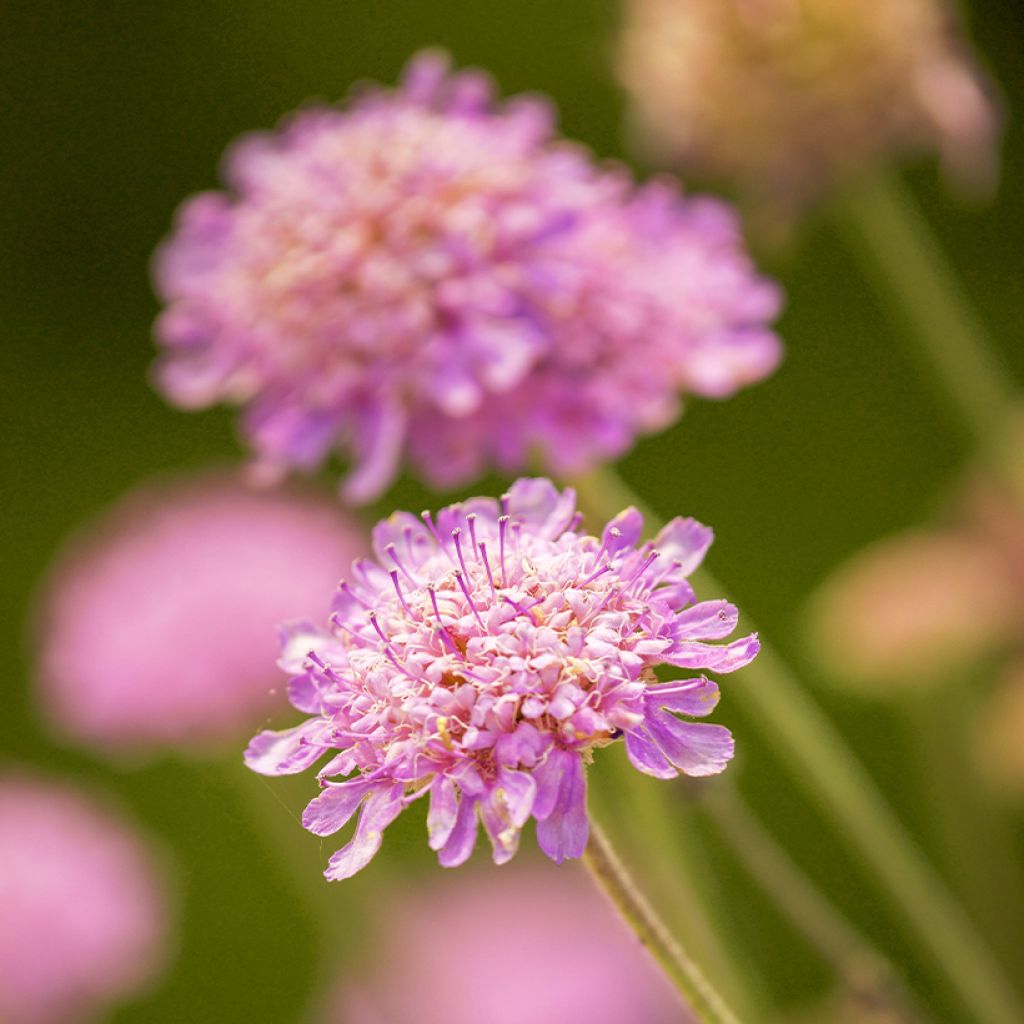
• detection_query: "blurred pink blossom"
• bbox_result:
[35,471,367,754]
[0,772,170,1024]
[618,0,1000,221]
[152,50,782,502]
[327,862,682,1024]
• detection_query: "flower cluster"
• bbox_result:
[36,472,366,754]
[618,0,999,217]
[328,864,677,1024]
[0,773,169,1024]
[246,478,757,879]
[153,50,782,501]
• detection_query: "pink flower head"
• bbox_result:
[153,50,782,502]
[246,478,757,879]
[0,773,170,1024]
[36,472,367,754]
[328,864,679,1024]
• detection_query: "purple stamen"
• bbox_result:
[390,570,416,617]
[306,650,342,683]
[368,611,417,679]
[466,513,480,558]
[478,541,497,597]
[498,515,509,587]
[421,510,444,548]
[385,542,418,586]
[580,563,614,587]
[428,586,461,655]
[454,570,486,629]
[452,528,471,579]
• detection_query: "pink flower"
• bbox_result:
[0,772,170,1024]
[326,863,681,1024]
[35,472,367,754]
[618,0,1000,220]
[246,478,757,879]
[153,50,782,502]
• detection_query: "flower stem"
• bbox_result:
[705,785,915,1019]
[572,465,1024,1024]
[595,755,765,1018]
[834,172,1022,500]
[583,817,742,1024]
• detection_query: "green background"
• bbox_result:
[2,1,1022,1020]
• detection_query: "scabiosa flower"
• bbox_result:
[153,50,782,502]
[0,773,170,1024]
[246,478,757,880]
[618,0,1000,219]
[327,864,679,1024]
[35,472,367,755]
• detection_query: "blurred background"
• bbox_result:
[2,1,1022,1021]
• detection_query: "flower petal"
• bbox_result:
[323,785,404,881]
[625,728,678,779]
[427,776,459,851]
[654,517,713,575]
[505,479,577,539]
[243,719,330,776]
[602,507,644,553]
[437,793,479,868]
[664,634,759,672]
[342,402,407,505]
[672,600,739,640]
[644,676,721,718]
[535,751,588,863]
[480,769,536,865]
[645,712,734,777]
[302,778,376,836]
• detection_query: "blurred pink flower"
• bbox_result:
[0,772,170,1024]
[152,50,782,502]
[326,862,682,1024]
[807,477,1023,693]
[618,0,1000,220]
[246,478,756,879]
[35,472,367,754]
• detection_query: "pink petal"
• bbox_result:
[324,785,404,881]
[480,770,536,865]
[302,778,376,836]
[672,600,739,640]
[644,676,720,718]
[654,517,713,575]
[624,729,678,780]
[243,719,330,776]
[645,712,734,777]
[437,794,479,868]
[427,776,459,851]
[535,751,588,863]
[664,634,760,673]
[602,507,644,553]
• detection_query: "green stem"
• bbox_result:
[595,754,765,1019]
[572,466,1024,1024]
[835,172,1021,498]
[904,684,1024,971]
[583,817,742,1024]
[706,786,915,1019]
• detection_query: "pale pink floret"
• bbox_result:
[246,478,757,879]
[0,773,169,1024]
[328,864,680,1024]
[153,50,782,502]
[36,472,367,754]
